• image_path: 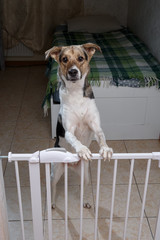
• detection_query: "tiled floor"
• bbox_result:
[0,66,160,240]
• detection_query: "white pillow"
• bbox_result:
[67,15,122,33]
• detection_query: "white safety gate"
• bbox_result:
[1,149,160,240]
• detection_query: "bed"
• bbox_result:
[43,16,160,140]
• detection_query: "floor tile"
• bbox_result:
[93,184,142,218]
[91,159,135,185]
[98,218,153,240]
[44,219,65,240]
[125,139,160,153]
[49,139,56,147]
[22,80,46,104]
[11,136,49,153]
[0,122,16,155]
[148,217,157,238]
[6,187,45,221]
[90,140,133,185]
[132,159,160,184]
[28,66,46,83]
[4,161,46,187]
[0,67,29,89]
[44,219,95,240]
[49,164,92,186]
[45,184,94,220]
[9,220,34,240]
[0,104,20,122]
[4,162,30,187]
[125,140,160,184]
[0,87,24,107]
[14,119,51,139]
[89,140,126,154]
[44,218,153,240]
[138,184,160,217]
[18,101,46,122]
[2,159,8,174]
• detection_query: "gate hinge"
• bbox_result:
[29,151,40,163]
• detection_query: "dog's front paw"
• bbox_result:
[99,146,113,161]
[83,202,91,209]
[77,145,92,161]
[52,203,56,209]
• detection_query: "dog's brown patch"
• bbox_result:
[45,43,101,81]
[83,79,94,99]
[58,46,89,79]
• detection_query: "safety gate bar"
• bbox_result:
[1,149,160,240]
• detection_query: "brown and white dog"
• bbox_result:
[45,43,113,209]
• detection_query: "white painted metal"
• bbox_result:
[94,159,101,240]
[64,163,68,240]
[8,151,160,162]
[8,152,33,162]
[0,156,8,159]
[123,159,135,240]
[80,160,84,240]
[0,159,9,240]
[40,148,79,163]
[14,161,25,240]
[1,150,160,240]
[29,162,44,240]
[108,159,118,240]
[153,152,160,168]
[138,159,151,240]
[45,163,52,240]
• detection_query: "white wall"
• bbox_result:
[84,0,128,26]
[128,0,160,62]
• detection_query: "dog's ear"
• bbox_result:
[45,46,62,62]
[82,43,101,60]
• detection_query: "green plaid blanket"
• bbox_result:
[43,27,160,109]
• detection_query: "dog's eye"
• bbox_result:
[62,57,68,63]
[78,56,84,62]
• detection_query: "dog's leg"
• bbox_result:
[65,130,92,161]
[95,129,113,158]
[51,163,64,209]
[89,119,113,161]
[70,161,91,208]
[95,129,113,161]
[83,162,91,209]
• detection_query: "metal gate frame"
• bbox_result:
[1,149,160,240]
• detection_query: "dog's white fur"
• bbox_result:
[45,44,113,208]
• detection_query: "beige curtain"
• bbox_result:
[2,0,84,53]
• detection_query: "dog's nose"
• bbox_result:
[68,69,78,77]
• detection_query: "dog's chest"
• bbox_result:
[62,90,93,119]
[72,95,88,117]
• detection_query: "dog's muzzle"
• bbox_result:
[69,69,78,77]
[67,67,81,82]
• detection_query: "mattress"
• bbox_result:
[43,27,160,108]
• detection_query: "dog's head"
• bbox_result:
[45,43,101,83]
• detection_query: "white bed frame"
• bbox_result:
[51,84,160,140]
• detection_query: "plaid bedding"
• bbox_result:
[43,27,160,108]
